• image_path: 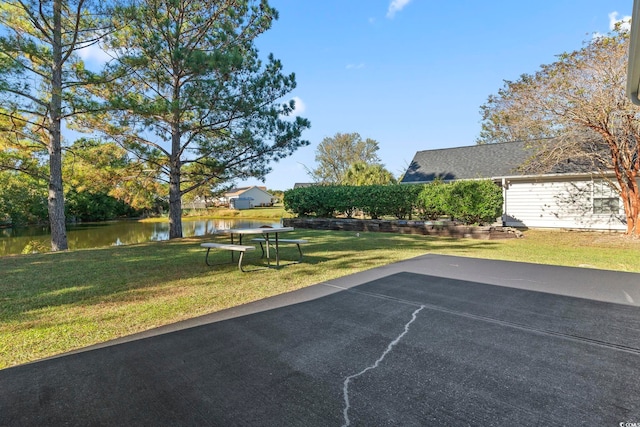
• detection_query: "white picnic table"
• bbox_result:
[218,227,295,268]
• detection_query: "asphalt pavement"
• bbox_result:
[1,254,639,426]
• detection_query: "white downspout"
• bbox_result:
[502,177,508,226]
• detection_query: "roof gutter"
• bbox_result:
[493,171,616,182]
[626,0,640,105]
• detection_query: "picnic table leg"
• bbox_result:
[294,242,303,262]
[204,247,247,272]
[238,251,247,272]
[265,234,271,267]
[230,234,237,263]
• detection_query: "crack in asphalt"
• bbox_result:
[341,305,425,427]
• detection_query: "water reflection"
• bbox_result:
[0,218,281,256]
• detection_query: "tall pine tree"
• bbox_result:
[0,0,115,250]
[80,0,310,238]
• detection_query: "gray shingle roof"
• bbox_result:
[401,140,598,184]
[293,183,316,189]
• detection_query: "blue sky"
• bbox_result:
[77,1,633,191]
[235,0,633,190]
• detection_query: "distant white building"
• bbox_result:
[183,196,208,210]
[223,186,275,209]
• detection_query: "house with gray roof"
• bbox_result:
[223,186,275,209]
[401,141,628,231]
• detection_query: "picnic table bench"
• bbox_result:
[201,242,256,272]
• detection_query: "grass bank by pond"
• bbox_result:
[1,229,638,369]
[141,205,293,223]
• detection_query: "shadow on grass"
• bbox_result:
[1,240,222,322]
[0,230,500,323]
[298,230,499,256]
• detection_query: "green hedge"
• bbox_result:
[445,180,503,224]
[415,180,449,220]
[284,180,503,225]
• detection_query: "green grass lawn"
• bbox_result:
[1,228,638,369]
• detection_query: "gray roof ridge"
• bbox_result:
[414,138,556,155]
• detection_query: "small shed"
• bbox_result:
[229,197,253,210]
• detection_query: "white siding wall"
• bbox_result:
[240,187,273,207]
[503,177,627,231]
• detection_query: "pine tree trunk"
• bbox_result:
[48,0,68,251]
[48,139,67,251]
[168,76,183,240]
[168,119,183,239]
[168,165,183,239]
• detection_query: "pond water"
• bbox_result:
[0,218,282,257]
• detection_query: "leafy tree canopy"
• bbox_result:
[0,170,48,226]
[310,132,381,184]
[63,138,165,211]
[0,109,47,180]
[342,161,396,186]
[477,26,640,235]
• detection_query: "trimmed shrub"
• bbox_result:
[416,181,450,220]
[284,185,347,218]
[446,180,503,225]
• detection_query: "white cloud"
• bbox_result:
[609,11,631,32]
[77,42,112,64]
[593,11,631,39]
[290,96,306,115]
[346,63,365,70]
[279,96,305,120]
[386,0,412,19]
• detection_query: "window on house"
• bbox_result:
[592,180,620,215]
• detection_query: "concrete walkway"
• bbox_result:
[1,254,639,426]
